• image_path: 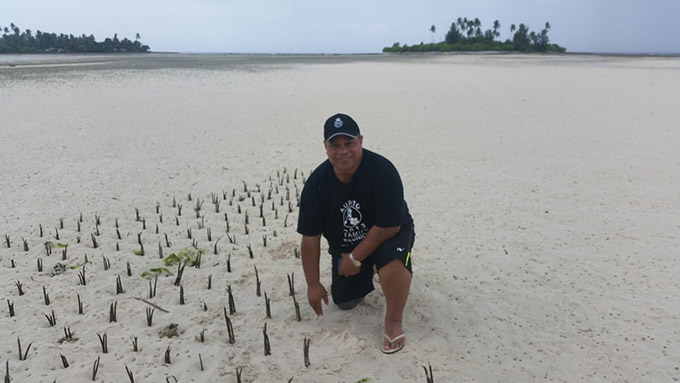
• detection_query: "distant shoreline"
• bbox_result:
[2,51,679,58]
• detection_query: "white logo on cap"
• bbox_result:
[334,118,343,128]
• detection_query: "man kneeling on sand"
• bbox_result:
[297,113,415,354]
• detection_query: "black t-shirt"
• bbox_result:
[297,149,413,251]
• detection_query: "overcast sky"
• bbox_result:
[2,0,679,54]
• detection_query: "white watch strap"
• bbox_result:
[349,253,361,266]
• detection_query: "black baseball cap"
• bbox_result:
[324,113,360,142]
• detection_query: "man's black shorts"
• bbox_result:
[329,225,415,305]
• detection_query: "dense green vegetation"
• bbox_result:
[384,17,565,53]
[0,22,150,53]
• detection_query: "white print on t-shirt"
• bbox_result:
[341,200,368,244]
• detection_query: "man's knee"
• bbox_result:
[335,296,364,310]
[378,260,412,282]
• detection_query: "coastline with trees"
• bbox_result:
[0,22,150,53]
[384,17,565,53]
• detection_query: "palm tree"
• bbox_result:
[493,20,501,39]
[510,24,516,41]
[429,25,436,43]
[135,33,141,41]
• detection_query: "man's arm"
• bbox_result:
[300,234,328,315]
[338,225,400,276]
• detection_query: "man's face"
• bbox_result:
[324,134,363,173]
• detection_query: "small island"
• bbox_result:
[0,22,150,53]
[384,17,565,53]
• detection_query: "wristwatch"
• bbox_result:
[349,253,362,267]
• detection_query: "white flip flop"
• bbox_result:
[382,332,405,354]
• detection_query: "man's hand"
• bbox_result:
[339,253,361,277]
[307,282,329,316]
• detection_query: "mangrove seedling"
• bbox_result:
[92,355,101,381]
[174,261,187,286]
[63,327,73,340]
[223,307,235,344]
[294,295,301,322]
[228,284,236,315]
[45,309,56,326]
[110,301,117,322]
[255,266,261,297]
[78,267,86,285]
[146,307,155,326]
[77,293,83,314]
[7,300,15,317]
[179,285,185,305]
[235,367,243,383]
[43,286,50,305]
[304,337,311,367]
[17,337,32,361]
[125,364,135,383]
[214,237,220,255]
[288,273,295,296]
[116,275,125,294]
[424,363,434,383]
[263,322,271,356]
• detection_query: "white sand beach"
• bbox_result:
[1,53,679,382]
